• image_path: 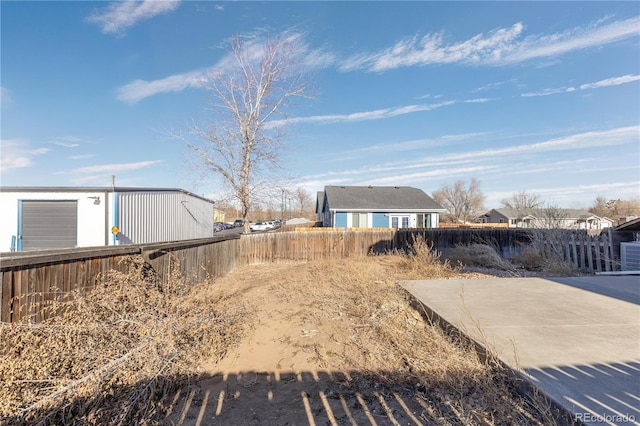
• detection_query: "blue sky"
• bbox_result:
[2,1,639,209]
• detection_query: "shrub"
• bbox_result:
[445,243,517,273]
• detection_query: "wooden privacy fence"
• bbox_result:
[0,236,241,323]
[0,228,624,323]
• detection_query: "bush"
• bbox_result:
[394,235,460,279]
[445,243,517,273]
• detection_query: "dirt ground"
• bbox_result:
[165,257,557,426]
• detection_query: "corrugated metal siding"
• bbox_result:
[117,192,213,244]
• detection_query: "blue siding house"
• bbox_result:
[317,185,445,229]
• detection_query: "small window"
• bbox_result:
[352,213,368,228]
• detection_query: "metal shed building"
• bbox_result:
[0,187,216,252]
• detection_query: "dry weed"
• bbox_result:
[391,235,461,279]
[0,256,251,425]
[255,254,556,424]
[2,246,562,425]
[444,243,519,275]
[511,247,577,276]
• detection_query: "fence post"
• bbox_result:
[594,235,602,273]
[607,229,616,271]
[586,235,594,273]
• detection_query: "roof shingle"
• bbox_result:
[323,186,443,211]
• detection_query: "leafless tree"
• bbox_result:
[533,203,569,229]
[176,32,312,232]
[293,187,313,218]
[501,190,542,209]
[432,178,485,223]
[589,196,640,223]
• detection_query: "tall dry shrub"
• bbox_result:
[514,229,577,275]
[0,255,250,425]
[394,235,460,279]
[445,243,518,274]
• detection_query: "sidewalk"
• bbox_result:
[400,276,640,426]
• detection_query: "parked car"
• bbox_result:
[250,222,274,231]
[233,219,245,228]
[213,222,231,232]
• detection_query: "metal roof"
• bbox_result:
[323,185,444,211]
[0,186,215,204]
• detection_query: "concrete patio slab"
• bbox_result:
[400,276,640,426]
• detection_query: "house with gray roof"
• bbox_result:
[317,186,445,229]
[481,208,613,230]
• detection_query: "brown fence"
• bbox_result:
[0,228,624,323]
[0,236,241,323]
[551,230,617,273]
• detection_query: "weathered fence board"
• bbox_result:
[542,229,617,273]
[0,228,625,323]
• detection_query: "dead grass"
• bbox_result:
[0,256,251,425]
[444,243,519,275]
[1,240,562,425]
[264,241,558,425]
[510,247,577,276]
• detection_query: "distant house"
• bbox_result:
[213,208,226,223]
[318,185,445,229]
[481,208,613,230]
[0,186,216,252]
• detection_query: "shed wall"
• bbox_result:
[0,191,107,252]
[115,191,213,244]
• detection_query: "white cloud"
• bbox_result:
[503,17,640,64]
[486,181,640,207]
[117,30,332,103]
[522,74,640,97]
[341,16,640,71]
[580,74,640,90]
[464,98,494,103]
[87,0,181,35]
[331,132,489,157]
[117,70,205,104]
[471,81,508,93]
[300,126,638,189]
[0,139,50,172]
[58,160,164,175]
[363,165,499,186]
[269,101,455,127]
[49,137,81,148]
[521,87,572,97]
[435,126,638,161]
[70,154,95,160]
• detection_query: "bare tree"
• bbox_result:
[177,33,311,232]
[589,195,609,218]
[533,203,569,229]
[501,190,542,209]
[589,196,640,223]
[293,187,313,218]
[432,178,485,223]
